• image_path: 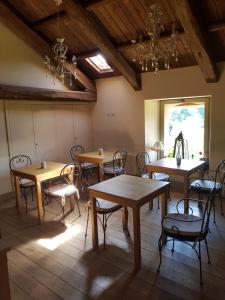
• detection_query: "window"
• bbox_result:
[85,54,113,73]
[161,97,210,159]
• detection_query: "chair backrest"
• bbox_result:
[200,187,216,234]
[113,149,127,171]
[136,152,150,176]
[214,160,225,186]
[60,163,81,186]
[70,145,85,163]
[9,155,32,171]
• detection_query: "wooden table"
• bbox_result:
[88,174,170,271]
[76,151,114,181]
[11,161,69,224]
[147,158,206,213]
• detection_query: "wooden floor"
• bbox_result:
[0,188,225,300]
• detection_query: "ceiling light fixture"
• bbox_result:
[132,3,179,74]
[44,0,77,85]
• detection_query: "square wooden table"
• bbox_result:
[11,161,69,224]
[76,151,114,181]
[147,158,206,213]
[88,174,170,271]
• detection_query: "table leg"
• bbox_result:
[14,175,21,214]
[35,180,44,224]
[0,250,11,300]
[161,190,168,244]
[90,195,98,249]
[184,174,190,214]
[133,206,141,271]
[148,171,153,210]
[99,163,104,182]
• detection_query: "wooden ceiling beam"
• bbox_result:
[85,0,118,11]
[173,0,219,83]
[31,10,67,28]
[65,0,141,90]
[208,20,225,32]
[0,84,96,102]
[0,1,96,93]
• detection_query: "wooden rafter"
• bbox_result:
[31,10,67,27]
[65,0,141,90]
[173,0,219,83]
[0,84,96,102]
[85,0,117,11]
[0,1,96,93]
[208,20,225,32]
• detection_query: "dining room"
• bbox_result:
[0,1,225,300]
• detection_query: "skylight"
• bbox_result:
[85,54,113,73]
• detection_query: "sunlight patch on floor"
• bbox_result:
[37,223,81,250]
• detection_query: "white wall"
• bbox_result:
[92,63,225,172]
[0,22,93,196]
[0,22,66,89]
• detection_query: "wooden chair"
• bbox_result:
[44,164,81,219]
[157,188,216,285]
[103,149,127,178]
[9,154,35,214]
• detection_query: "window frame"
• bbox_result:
[160,97,211,159]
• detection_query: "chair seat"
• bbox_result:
[104,166,125,175]
[82,162,98,169]
[20,178,35,188]
[142,172,169,181]
[88,198,123,214]
[190,179,222,192]
[162,213,203,238]
[153,172,170,181]
[44,184,78,198]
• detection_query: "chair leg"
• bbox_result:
[220,191,224,215]
[103,214,107,249]
[198,241,203,285]
[74,193,81,217]
[31,187,34,202]
[171,238,175,253]
[23,191,28,214]
[205,237,211,264]
[157,197,160,209]
[85,207,90,238]
[157,234,163,273]
[213,201,216,224]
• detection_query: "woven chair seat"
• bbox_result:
[103,166,125,175]
[20,178,35,188]
[162,213,203,237]
[82,162,98,169]
[190,179,222,192]
[45,184,79,198]
[88,198,123,214]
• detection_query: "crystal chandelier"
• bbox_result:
[44,0,77,85]
[132,4,178,74]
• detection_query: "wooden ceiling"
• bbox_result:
[1,0,225,92]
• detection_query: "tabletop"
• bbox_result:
[76,151,114,163]
[11,161,67,181]
[147,158,205,174]
[88,174,169,206]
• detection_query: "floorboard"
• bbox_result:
[0,189,225,300]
